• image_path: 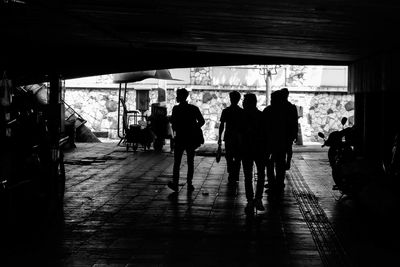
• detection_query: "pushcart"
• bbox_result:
[113,69,180,152]
[119,97,154,152]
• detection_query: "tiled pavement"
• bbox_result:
[2,142,399,266]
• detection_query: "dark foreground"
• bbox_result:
[1,142,398,267]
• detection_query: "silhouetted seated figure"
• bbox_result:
[218,91,244,185]
[240,93,266,213]
[264,89,296,193]
[168,88,205,193]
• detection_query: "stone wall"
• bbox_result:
[190,67,212,85]
[65,88,354,143]
[289,92,354,142]
[64,88,159,139]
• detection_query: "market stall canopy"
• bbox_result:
[112,69,182,84]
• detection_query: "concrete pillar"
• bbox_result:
[363,92,383,160]
[48,74,64,209]
[349,52,400,174]
[49,74,62,144]
[354,93,365,156]
[361,91,400,161]
[381,91,400,163]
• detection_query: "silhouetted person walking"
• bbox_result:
[264,89,296,193]
[218,91,243,185]
[168,88,205,192]
[281,88,298,170]
[240,93,266,213]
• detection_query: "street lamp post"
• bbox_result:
[259,65,281,106]
[259,65,272,106]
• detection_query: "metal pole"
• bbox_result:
[284,66,287,87]
[117,83,122,141]
[265,72,271,106]
[259,65,271,106]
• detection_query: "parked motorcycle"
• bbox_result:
[318,117,371,196]
[384,132,400,180]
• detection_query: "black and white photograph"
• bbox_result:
[1,1,400,266]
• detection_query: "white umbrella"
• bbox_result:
[112,69,181,83]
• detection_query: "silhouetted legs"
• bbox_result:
[171,144,195,191]
[225,141,241,183]
[242,158,265,212]
[266,151,287,192]
[275,152,286,189]
[170,137,175,153]
[266,153,275,189]
[286,145,293,170]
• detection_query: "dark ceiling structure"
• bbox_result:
[1,0,400,83]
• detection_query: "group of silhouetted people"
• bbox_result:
[167,88,298,214]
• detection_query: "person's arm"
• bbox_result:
[171,106,177,132]
[262,107,270,151]
[291,104,299,142]
[218,123,225,145]
[196,107,205,128]
[218,110,226,145]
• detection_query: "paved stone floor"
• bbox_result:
[2,142,399,266]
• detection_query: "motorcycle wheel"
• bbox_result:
[331,166,344,190]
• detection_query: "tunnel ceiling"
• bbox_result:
[1,0,400,83]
